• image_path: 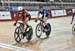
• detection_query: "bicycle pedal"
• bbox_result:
[74,29,75,31]
[26,28,30,31]
[44,29,48,32]
[15,32,18,34]
[38,29,40,31]
[22,36,24,39]
[23,32,27,36]
[21,32,24,34]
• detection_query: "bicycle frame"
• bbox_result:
[17,22,26,30]
[38,19,45,27]
[15,22,23,33]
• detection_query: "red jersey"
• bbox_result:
[16,10,29,22]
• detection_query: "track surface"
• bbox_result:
[0,16,75,51]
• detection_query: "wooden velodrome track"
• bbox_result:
[0,16,75,51]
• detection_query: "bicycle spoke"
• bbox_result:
[16,34,19,39]
[36,23,42,38]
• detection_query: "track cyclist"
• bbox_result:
[35,5,50,31]
[14,7,31,38]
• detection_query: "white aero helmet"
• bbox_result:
[18,6,23,11]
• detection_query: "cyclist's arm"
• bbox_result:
[15,17,18,23]
[44,10,46,18]
[15,12,19,23]
[27,14,31,21]
[35,11,40,22]
[14,12,19,26]
[37,11,40,19]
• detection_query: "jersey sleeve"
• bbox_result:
[24,10,29,15]
[38,11,41,14]
[43,10,47,17]
[15,12,19,23]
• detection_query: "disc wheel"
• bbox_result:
[45,23,51,38]
[26,27,33,41]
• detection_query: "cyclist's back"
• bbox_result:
[39,9,49,19]
[14,7,31,26]
[16,9,29,22]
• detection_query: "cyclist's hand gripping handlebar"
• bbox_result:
[35,18,39,22]
[13,22,17,26]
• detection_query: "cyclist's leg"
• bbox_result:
[71,13,75,24]
[20,20,28,33]
[23,20,28,31]
[43,17,48,27]
[21,20,28,39]
[23,18,31,31]
[42,17,48,32]
[21,21,25,33]
[71,14,74,24]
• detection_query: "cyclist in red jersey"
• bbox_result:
[14,8,31,33]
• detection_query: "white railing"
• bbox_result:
[1,1,48,4]
[55,2,75,4]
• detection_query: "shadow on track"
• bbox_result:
[12,37,49,47]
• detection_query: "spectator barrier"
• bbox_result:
[0,11,11,21]
[0,9,73,21]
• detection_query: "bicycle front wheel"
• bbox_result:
[35,23,43,38]
[14,27,22,43]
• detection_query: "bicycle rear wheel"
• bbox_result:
[26,27,33,41]
[72,24,75,37]
[45,23,51,38]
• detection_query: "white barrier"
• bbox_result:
[0,9,71,21]
[0,11,11,19]
[29,11,38,18]
[51,10,66,17]
[29,10,67,18]
[29,11,44,18]
[72,9,75,13]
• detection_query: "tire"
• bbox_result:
[35,23,42,38]
[72,24,75,37]
[14,27,22,43]
[45,23,51,37]
[26,27,33,41]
